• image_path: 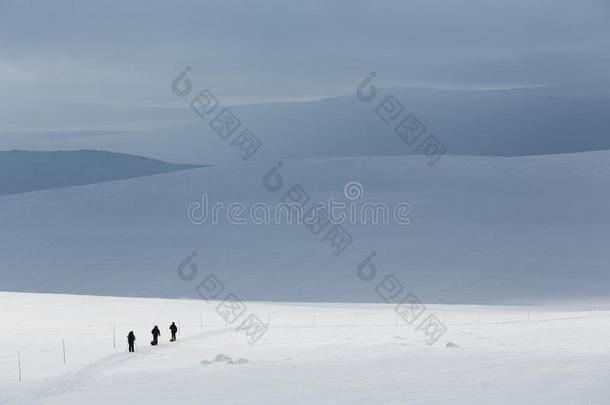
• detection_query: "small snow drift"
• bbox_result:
[201,354,248,365]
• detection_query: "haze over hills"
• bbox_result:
[1,86,608,302]
[1,85,609,165]
[0,151,607,304]
[0,150,202,195]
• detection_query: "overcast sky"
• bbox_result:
[1,0,609,108]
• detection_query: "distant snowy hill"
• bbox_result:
[0,151,608,304]
[2,85,609,165]
[0,150,202,195]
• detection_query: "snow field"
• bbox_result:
[1,292,609,404]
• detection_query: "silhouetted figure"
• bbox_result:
[151,325,161,345]
[127,331,136,352]
[170,322,178,341]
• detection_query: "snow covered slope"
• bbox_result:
[1,292,608,405]
[3,85,610,165]
[0,151,608,303]
[0,150,202,195]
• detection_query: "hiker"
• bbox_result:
[170,322,178,342]
[151,325,161,345]
[127,331,136,352]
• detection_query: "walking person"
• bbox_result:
[151,325,161,346]
[127,331,136,352]
[169,322,178,342]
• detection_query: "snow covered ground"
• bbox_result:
[1,151,608,403]
[1,292,608,404]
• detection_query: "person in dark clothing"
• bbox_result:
[151,325,161,345]
[127,331,136,352]
[169,322,178,341]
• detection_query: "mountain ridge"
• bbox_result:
[0,149,204,196]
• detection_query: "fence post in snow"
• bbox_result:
[113,324,116,349]
[17,350,22,383]
[200,313,204,332]
[62,339,66,364]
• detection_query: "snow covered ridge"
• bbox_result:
[0,152,609,303]
[0,150,203,196]
[1,292,609,404]
[171,68,448,166]
[171,66,264,162]
[9,84,608,165]
[356,72,447,165]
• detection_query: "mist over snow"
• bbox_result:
[2,85,609,165]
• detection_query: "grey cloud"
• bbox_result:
[0,0,608,113]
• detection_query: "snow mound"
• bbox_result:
[214,354,232,362]
[446,342,459,349]
[200,354,248,366]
